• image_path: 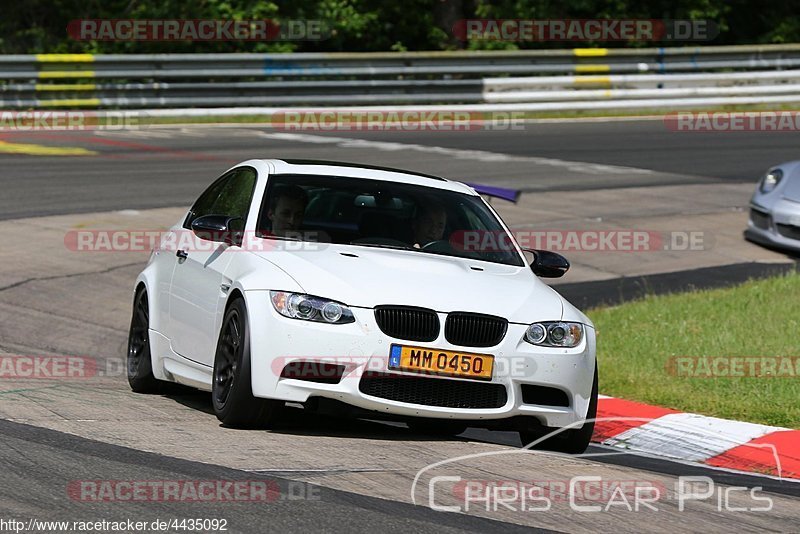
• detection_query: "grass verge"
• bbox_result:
[589,272,800,428]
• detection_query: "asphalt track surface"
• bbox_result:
[0,419,537,533]
[296,120,800,182]
[2,119,800,220]
[1,119,799,532]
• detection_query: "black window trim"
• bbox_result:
[183,166,258,230]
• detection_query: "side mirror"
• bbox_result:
[191,215,244,246]
[525,249,570,278]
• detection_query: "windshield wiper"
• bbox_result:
[349,241,416,251]
[259,234,303,241]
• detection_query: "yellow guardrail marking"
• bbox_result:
[573,76,612,85]
[573,48,608,57]
[35,54,95,63]
[0,141,97,156]
[38,71,96,79]
[34,84,97,91]
[39,98,101,107]
[575,65,611,73]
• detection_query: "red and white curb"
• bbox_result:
[593,395,800,480]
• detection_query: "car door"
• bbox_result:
[168,167,258,366]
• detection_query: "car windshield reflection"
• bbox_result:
[257,174,524,267]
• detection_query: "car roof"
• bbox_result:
[258,159,478,195]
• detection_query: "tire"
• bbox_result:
[407,418,468,437]
[519,364,598,454]
[127,288,161,393]
[212,297,281,428]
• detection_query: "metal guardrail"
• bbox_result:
[1,44,800,111]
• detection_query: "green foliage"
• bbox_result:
[589,274,800,428]
[0,0,797,53]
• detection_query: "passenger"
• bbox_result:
[264,185,308,237]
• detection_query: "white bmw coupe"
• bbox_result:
[128,159,598,452]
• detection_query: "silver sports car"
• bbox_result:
[746,162,800,253]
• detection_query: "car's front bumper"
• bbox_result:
[246,293,596,429]
[746,199,800,253]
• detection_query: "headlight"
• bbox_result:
[760,169,783,194]
[524,322,583,348]
[270,291,355,324]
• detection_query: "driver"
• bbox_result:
[412,202,447,248]
[264,185,308,237]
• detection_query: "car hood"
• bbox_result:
[249,244,564,323]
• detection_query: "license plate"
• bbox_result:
[388,344,493,380]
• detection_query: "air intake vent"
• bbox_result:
[280,362,345,384]
[750,209,772,230]
[359,372,507,409]
[374,306,439,342]
[776,223,800,240]
[520,384,570,407]
[444,312,508,348]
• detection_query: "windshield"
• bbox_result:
[257,173,525,267]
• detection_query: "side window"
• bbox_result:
[183,168,257,228]
[211,168,257,222]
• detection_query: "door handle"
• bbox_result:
[176,250,188,260]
